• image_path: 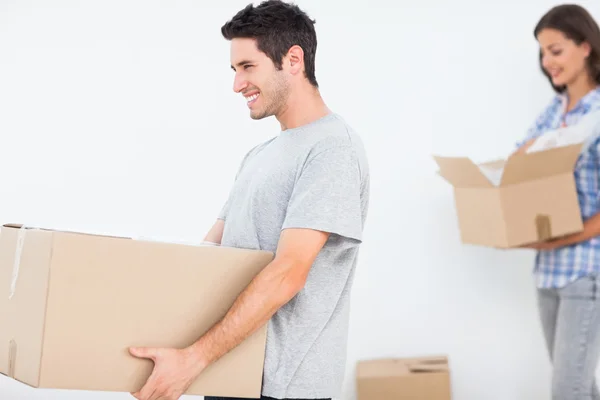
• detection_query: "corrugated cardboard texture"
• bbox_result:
[0,227,53,387]
[454,188,506,247]
[0,225,274,398]
[432,156,492,188]
[356,356,451,400]
[500,175,582,246]
[500,143,583,185]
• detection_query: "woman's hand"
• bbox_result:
[520,239,562,251]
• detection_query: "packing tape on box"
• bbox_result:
[9,226,28,300]
[8,339,17,378]
[535,215,552,241]
[407,357,449,373]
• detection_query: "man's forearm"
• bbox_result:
[187,256,303,368]
[203,219,225,244]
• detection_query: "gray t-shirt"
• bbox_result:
[218,112,370,399]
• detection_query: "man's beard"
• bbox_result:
[251,74,290,120]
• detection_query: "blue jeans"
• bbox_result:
[537,274,600,399]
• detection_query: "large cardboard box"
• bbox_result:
[0,223,274,398]
[433,143,584,248]
[356,355,451,400]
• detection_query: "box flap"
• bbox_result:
[500,143,583,185]
[3,224,28,229]
[356,359,410,378]
[2,223,129,240]
[407,357,449,373]
[357,356,448,378]
[433,156,493,188]
[479,159,505,170]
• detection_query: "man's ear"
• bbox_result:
[287,45,304,76]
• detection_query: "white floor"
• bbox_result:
[0,376,202,400]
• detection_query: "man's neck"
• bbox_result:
[566,74,598,111]
[276,86,330,131]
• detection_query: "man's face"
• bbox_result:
[230,38,290,120]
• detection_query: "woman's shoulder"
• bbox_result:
[581,86,600,111]
[535,94,564,121]
[514,95,563,148]
[532,86,600,122]
[527,94,564,134]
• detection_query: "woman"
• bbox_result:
[518,4,600,399]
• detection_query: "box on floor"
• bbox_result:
[356,355,451,400]
[0,223,273,398]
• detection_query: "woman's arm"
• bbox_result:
[523,213,600,250]
[513,138,536,155]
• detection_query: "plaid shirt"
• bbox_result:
[518,87,600,288]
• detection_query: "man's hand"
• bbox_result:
[128,228,329,400]
[129,346,205,400]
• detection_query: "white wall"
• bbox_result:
[1,0,599,399]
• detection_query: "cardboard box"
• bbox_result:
[356,355,451,400]
[0,223,274,398]
[433,143,584,248]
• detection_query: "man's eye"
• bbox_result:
[244,65,253,70]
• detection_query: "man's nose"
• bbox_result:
[233,74,248,93]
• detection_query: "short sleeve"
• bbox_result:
[282,145,364,242]
[218,168,240,221]
[593,138,600,203]
[217,199,230,221]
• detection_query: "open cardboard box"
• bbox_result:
[356,355,451,400]
[0,223,273,398]
[433,142,585,248]
[434,110,600,249]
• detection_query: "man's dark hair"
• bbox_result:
[534,4,600,93]
[221,0,319,88]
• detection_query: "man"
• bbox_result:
[129,1,370,399]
